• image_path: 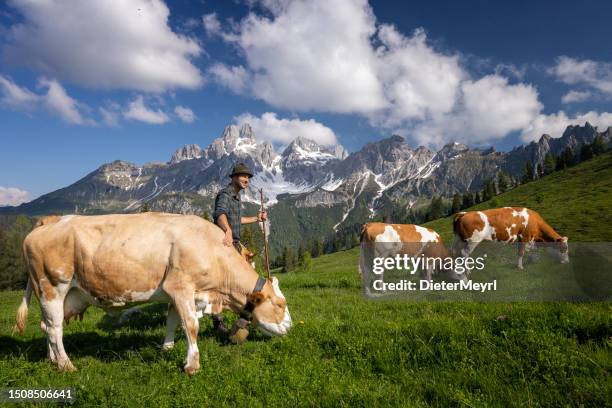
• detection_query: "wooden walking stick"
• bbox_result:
[259,188,271,279]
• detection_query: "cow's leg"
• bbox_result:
[461,241,479,258]
[40,283,75,372]
[171,297,200,375]
[162,304,180,350]
[517,242,526,269]
[461,241,479,277]
[451,235,465,257]
[425,265,433,282]
[37,312,57,363]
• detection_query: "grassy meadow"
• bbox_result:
[0,153,611,407]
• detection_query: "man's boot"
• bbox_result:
[212,314,229,335]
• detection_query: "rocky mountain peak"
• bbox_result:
[170,143,204,164]
[100,160,138,172]
[239,123,255,141]
[207,124,258,161]
[434,141,468,160]
[281,136,347,162]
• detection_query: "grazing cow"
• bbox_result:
[359,223,461,292]
[15,213,291,375]
[452,207,569,270]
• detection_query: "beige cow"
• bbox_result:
[15,213,292,375]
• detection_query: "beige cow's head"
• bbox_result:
[247,277,292,336]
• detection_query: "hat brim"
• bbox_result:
[230,172,253,178]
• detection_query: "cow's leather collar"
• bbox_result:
[239,276,267,320]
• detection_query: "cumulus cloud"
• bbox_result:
[372,25,465,127]
[0,186,29,206]
[550,56,612,98]
[124,96,169,124]
[215,0,582,146]
[413,75,542,146]
[3,0,203,92]
[0,75,93,124]
[0,74,39,111]
[561,90,591,104]
[38,78,93,125]
[234,112,337,145]
[226,0,386,113]
[99,106,120,127]
[208,64,250,94]
[174,105,197,123]
[521,111,612,142]
[202,13,221,36]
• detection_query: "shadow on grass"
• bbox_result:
[0,308,266,365]
[96,302,169,332]
[0,330,172,363]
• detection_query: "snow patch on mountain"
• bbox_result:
[320,175,344,191]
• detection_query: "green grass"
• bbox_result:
[1,252,610,407]
[424,151,612,242]
[0,154,611,407]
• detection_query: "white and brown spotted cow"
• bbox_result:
[359,223,461,291]
[15,213,291,375]
[452,207,569,270]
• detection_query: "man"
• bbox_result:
[211,162,267,334]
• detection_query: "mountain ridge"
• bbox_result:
[1,123,610,239]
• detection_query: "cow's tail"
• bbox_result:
[14,278,32,335]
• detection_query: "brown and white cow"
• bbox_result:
[359,223,462,292]
[452,207,569,270]
[15,212,291,375]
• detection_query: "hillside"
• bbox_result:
[424,150,612,242]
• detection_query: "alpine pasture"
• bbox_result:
[0,153,610,407]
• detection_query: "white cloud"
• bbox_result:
[235,112,337,145]
[521,111,612,142]
[227,0,386,113]
[0,74,39,111]
[0,186,29,206]
[550,56,612,97]
[0,75,94,124]
[209,63,250,94]
[413,75,542,146]
[202,13,221,36]
[4,0,203,92]
[174,105,197,123]
[372,25,465,127]
[215,0,565,147]
[124,96,169,124]
[561,90,591,104]
[99,106,119,127]
[38,78,92,125]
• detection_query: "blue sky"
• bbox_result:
[0,0,611,204]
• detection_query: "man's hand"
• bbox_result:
[223,230,233,247]
[257,211,268,222]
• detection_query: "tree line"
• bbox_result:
[0,215,35,290]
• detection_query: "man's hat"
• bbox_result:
[230,162,254,178]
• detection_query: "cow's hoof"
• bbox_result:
[184,363,200,376]
[161,342,174,351]
[58,360,77,372]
